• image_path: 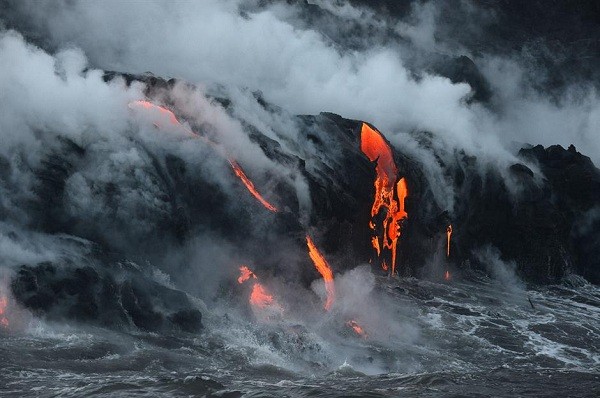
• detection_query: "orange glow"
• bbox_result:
[0,295,8,328]
[238,265,256,284]
[306,235,335,310]
[237,265,281,313]
[360,123,409,275]
[129,100,278,212]
[229,160,278,212]
[250,283,275,308]
[371,236,381,256]
[346,320,367,338]
[444,270,451,281]
[128,100,186,130]
[446,225,453,257]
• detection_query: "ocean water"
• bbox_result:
[1,271,599,397]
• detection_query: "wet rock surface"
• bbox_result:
[11,261,203,333]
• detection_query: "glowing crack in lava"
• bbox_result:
[0,295,8,328]
[346,320,367,338]
[229,160,278,212]
[129,100,278,212]
[237,266,281,312]
[360,123,409,275]
[446,224,453,257]
[306,235,335,310]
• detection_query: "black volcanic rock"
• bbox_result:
[518,144,600,283]
[11,261,203,333]
[5,72,600,338]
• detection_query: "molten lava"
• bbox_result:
[346,320,367,338]
[237,265,281,313]
[238,265,256,284]
[0,295,8,328]
[129,100,278,213]
[446,225,453,257]
[444,270,451,281]
[250,283,275,309]
[360,123,409,275]
[129,100,185,130]
[306,235,335,310]
[229,160,278,212]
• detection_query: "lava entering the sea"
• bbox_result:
[0,295,8,328]
[129,100,278,212]
[360,123,409,275]
[346,320,367,338]
[444,270,451,281]
[237,266,281,313]
[306,235,335,310]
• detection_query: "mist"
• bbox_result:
[3,0,598,168]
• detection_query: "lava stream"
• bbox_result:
[446,225,453,257]
[129,100,278,212]
[306,235,335,310]
[229,160,278,212]
[360,123,408,275]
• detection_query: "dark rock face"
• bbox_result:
[11,261,203,333]
[4,72,600,333]
[518,144,600,283]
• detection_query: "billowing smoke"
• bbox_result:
[4,0,599,162]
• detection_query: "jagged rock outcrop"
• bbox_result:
[11,260,203,333]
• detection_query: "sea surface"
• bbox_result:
[1,271,599,397]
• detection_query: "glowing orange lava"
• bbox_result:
[360,123,409,275]
[237,265,281,312]
[238,265,256,284]
[346,320,367,338]
[444,270,451,281]
[446,225,453,257]
[129,100,184,129]
[0,296,8,328]
[250,283,275,308]
[229,160,278,212]
[129,100,278,212]
[306,235,335,310]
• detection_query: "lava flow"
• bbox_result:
[237,266,281,311]
[360,123,409,275]
[238,265,256,284]
[346,320,367,338]
[229,160,278,212]
[129,100,278,212]
[129,100,188,131]
[306,235,335,310]
[446,225,453,257]
[0,295,8,328]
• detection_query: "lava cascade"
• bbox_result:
[306,236,335,310]
[229,160,278,212]
[360,123,408,275]
[446,225,453,257]
[129,100,278,212]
